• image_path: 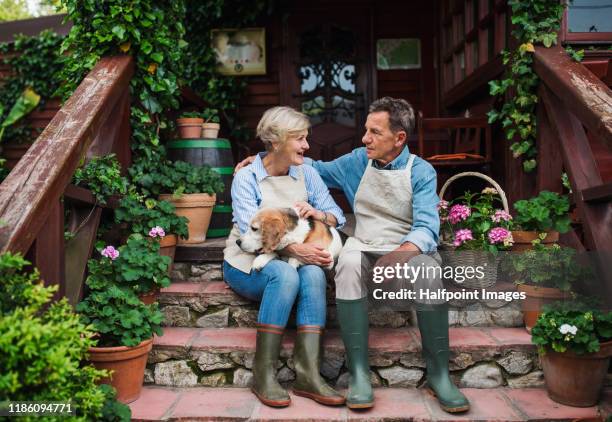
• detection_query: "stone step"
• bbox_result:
[159,279,524,329]
[147,327,543,390]
[129,386,609,421]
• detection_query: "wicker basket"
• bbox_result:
[438,172,509,289]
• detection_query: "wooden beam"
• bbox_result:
[536,94,563,193]
[33,200,64,299]
[534,45,612,150]
[0,55,133,255]
[582,182,612,203]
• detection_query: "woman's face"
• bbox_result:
[275,130,309,165]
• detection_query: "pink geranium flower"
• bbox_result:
[437,200,449,211]
[149,226,166,238]
[488,227,513,245]
[491,210,512,223]
[101,245,119,260]
[453,229,473,247]
[448,204,471,224]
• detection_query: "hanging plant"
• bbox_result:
[487,0,565,172]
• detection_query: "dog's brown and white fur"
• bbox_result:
[238,207,343,271]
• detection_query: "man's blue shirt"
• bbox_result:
[305,146,440,252]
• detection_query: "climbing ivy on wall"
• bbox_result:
[487,0,565,173]
[0,30,64,143]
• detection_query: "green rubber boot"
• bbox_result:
[416,304,470,413]
[292,326,345,406]
[336,298,374,409]
[252,325,290,407]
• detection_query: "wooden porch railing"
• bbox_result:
[533,45,612,303]
[0,55,133,301]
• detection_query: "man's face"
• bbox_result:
[361,111,405,165]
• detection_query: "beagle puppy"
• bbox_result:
[237,207,343,271]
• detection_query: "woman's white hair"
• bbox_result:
[256,106,310,151]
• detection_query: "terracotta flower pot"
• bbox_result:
[517,284,571,332]
[159,193,216,244]
[540,340,612,407]
[138,287,160,305]
[202,122,220,138]
[159,234,177,275]
[511,230,559,251]
[177,117,203,139]
[87,338,153,404]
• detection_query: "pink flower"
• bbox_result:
[491,210,512,223]
[437,200,449,211]
[453,229,473,247]
[101,245,119,260]
[448,204,471,224]
[488,227,513,245]
[149,226,166,238]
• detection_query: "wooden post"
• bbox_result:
[536,99,563,193]
[33,199,65,299]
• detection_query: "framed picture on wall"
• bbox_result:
[376,38,421,70]
[211,28,266,75]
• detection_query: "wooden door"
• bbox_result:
[281,8,373,162]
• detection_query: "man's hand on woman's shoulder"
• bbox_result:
[234,155,256,174]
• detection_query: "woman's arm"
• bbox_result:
[302,166,346,228]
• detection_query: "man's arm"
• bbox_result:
[304,148,365,190]
[400,161,440,252]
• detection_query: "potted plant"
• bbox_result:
[73,154,129,205]
[438,186,514,288]
[511,191,571,251]
[531,302,612,407]
[176,111,203,139]
[76,246,164,403]
[508,238,582,331]
[201,108,220,138]
[138,160,224,244]
[114,195,189,272]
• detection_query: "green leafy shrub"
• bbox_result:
[115,195,189,239]
[137,160,224,196]
[202,107,220,123]
[73,154,128,205]
[77,245,164,347]
[179,111,204,119]
[513,191,571,233]
[0,252,130,421]
[508,238,588,291]
[114,234,171,294]
[532,302,612,355]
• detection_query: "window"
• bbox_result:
[563,0,612,42]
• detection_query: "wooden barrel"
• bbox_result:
[167,138,233,237]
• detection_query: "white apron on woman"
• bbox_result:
[224,168,308,273]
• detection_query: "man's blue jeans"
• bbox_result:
[223,260,327,327]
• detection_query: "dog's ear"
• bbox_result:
[261,216,285,253]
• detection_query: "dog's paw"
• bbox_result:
[287,257,302,269]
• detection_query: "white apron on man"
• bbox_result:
[335,154,442,300]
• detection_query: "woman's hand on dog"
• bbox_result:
[293,201,325,221]
[283,243,333,267]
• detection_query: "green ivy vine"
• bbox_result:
[487,0,565,173]
[0,30,64,143]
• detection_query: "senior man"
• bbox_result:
[236,97,469,413]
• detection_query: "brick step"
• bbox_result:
[159,279,524,329]
[129,386,609,421]
[147,327,543,390]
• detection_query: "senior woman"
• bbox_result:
[223,106,346,408]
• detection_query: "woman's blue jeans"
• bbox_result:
[223,259,327,327]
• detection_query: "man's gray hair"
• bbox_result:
[369,97,415,135]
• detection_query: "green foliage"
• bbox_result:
[532,301,612,355]
[113,234,171,294]
[0,252,128,421]
[73,154,128,205]
[98,384,131,422]
[487,0,565,172]
[0,88,41,141]
[565,45,584,62]
[77,243,164,347]
[179,111,204,119]
[513,190,571,233]
[202,107,220,123]
[508,238,588,290]
[136,160,224,196]
[0,0,32,22]
[0,30,64,143]
[115,194,189,239]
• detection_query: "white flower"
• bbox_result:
[482,187,499,195]
[559,324,578,336]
